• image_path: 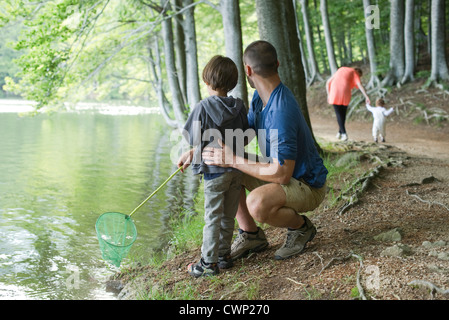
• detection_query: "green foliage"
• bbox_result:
[0,0,254,108]
[0,0,437,109]
[2,0,155,107]
[3,1,95,107]
[350,286,360,298]
[0,24,22,96]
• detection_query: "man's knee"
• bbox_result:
[246,192,268,223]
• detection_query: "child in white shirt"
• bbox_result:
[366,98,394,143]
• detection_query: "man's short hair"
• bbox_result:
[243,40,279,78]
[202,55,239,93]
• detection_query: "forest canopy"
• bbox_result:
[0,0,448,128]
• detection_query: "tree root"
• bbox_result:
[317,252,367,300]
[336,163,386,215]
[405,190,449,212]
[408,280,449,299]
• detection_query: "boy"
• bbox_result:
[366,98,394,142]
[177,55,249,277]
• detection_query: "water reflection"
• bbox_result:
[0,103,198,299]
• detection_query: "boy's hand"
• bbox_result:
[177,149,194,173]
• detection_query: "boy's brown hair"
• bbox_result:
[376,98,385,107]
[202,55,238,93]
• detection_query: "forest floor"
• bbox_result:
[113,78,449,301]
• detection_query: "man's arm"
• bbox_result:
[202,140,295,185]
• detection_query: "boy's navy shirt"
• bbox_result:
[248,82,328,188]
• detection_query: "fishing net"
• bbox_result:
[95,212,137,267]
[95,167,182,267]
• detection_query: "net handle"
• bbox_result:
[128,166,182,217]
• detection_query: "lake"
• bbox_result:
[0,100,197,299]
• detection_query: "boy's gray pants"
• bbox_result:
[202,170,242,264]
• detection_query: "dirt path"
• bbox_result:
[239,115,449,300]
[310,113,449,161]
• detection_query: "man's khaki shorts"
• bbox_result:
[242,174,326,213]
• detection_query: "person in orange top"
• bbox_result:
[326,67,370,141]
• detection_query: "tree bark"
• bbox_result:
[293,0,311,84]
[171,0,188,106]
[313,0,328,73]
[161,0,187,127]
[402,0,415,84]
[381,0,405,87]
[299,0,323,85]
[320,0,338,75]
[147,37,178,128]
[183,0,201,110]
[220,0,248,109]
[255,0,319,148]
[429,0,449,83]
[363,0,380,88]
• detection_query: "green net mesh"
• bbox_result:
[95,212,137,267]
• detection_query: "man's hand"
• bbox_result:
[202,139,295,185]
[202,139,234,168]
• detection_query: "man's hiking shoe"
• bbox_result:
[218,254,234,269]
[274,216,317,260]
[187,258,219,278]
[230,227,269,260]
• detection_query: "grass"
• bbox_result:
[117,141,372,300]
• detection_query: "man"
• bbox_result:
[201,40,328,260]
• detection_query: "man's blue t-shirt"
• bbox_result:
[248,82,328,188]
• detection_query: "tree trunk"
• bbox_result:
[147,37,178,128]
[402,0,415,84]
[363,0,380,89]
[299,0,323,85]
[161,0,187,127]
[313,0,328,73]
[429,0,449,83]
[381,0,405,87]
[347,31,353,63]
[255,0,319,149]
[320,0,338,75]
[293,0,311,84]
[414,1,426,68]
[427,0,432,55]
[337,32,345,66]
[171,0,188,106]
[220,0,248,109]
[183,0,201,110]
